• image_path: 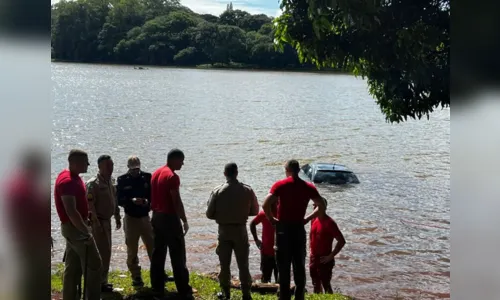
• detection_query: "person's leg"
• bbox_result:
[150,213,168,295]
[271,254,279,283]
[216,235,232,298]
[261,254,273,283]
[92,218,112,289]
[124,215,142,285]
[62,223,102,300]
[139,215,155,260]
[233,229,252,299]
[275,223,292,300]
[62,243,82,300]
[291,226,306,300]
[320,261,334,294]
[309,256,322,294]
[165,215,193,297]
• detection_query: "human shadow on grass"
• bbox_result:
[101,287,179,300]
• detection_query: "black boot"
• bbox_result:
[216,288,230,300]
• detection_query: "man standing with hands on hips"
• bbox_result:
[116,156,155,287]
[86,154,122,293]
[262,159,326,300]
[150,149,194,300]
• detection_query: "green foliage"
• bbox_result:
[274,0,450,122]
[51,0,333,71]
[51,263,352,299]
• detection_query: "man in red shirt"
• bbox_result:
[54,149,102,300]
[250,202,278,284]
[150,149,193,299]
[309,198,346,294]
[262,159,326,300]
[3,147,48,300]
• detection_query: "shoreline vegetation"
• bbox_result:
[50,263,351,300]
[51,0,352,74]
[51,59,352,75]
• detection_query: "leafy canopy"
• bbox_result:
[274,0,450,122]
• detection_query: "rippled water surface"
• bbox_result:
[51,63,450,299]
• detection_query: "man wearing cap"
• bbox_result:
[86,154,122,292]
[262,159,326,300]
[206,162,259,300]
[116,156,155,287]
[55,149,102,300]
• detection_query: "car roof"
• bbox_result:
[311,162,352,172]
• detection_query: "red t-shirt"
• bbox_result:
[151,165,180,214]
[269,176,320,222]
[252,211,275,256]
[54,169,89,223]
[310,216,342,257]
[4,170,48,243]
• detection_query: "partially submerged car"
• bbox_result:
[301,162,360,184]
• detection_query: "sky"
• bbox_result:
[51,0,282,17]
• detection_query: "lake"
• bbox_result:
[51,62,450,299]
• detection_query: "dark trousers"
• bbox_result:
[261,253,279,283]
[150,212,193,297]
[309,255,334,293]
[275,222,306,300]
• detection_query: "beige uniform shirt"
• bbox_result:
[86,173,120,220]
[206,179,259,225]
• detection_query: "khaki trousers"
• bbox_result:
[216,224,252,296]
[61,222,102,300]
[91,218,112,285]
[123,215,154,279]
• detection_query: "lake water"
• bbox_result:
[51,62,450,299]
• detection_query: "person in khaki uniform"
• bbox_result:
[116,156,155,287]
[206,162,259,300]
[86,154,122,292]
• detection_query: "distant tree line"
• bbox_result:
[51,0,334,70]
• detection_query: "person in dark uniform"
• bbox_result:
[116,156,154,287]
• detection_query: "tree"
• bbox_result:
[274,0,450,122]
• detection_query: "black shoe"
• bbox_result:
[132,277,144,288]
[216,289,230,300]
[101,284,113,293]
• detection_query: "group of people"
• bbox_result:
[54,148,345,300]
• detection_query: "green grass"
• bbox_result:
[51,263,351,300]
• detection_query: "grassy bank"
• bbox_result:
[51,263,351,300]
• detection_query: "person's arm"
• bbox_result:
[62,195,90,236]
[206,190,217,220]
[113,183,121,221]
[304,193,326,223]
[321,221,346,263]
[249,214,262,249]
[263,182,280,223]
[145,174,152,207]
[170,176,187,223]
[249,189,259,216]
[262,193,279,224]
[331,230,346,258]
[86,181,101,227]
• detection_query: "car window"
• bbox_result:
[302,164,312,177]
[314,171,354,184]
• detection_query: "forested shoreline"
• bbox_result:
[51,0,343,71]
